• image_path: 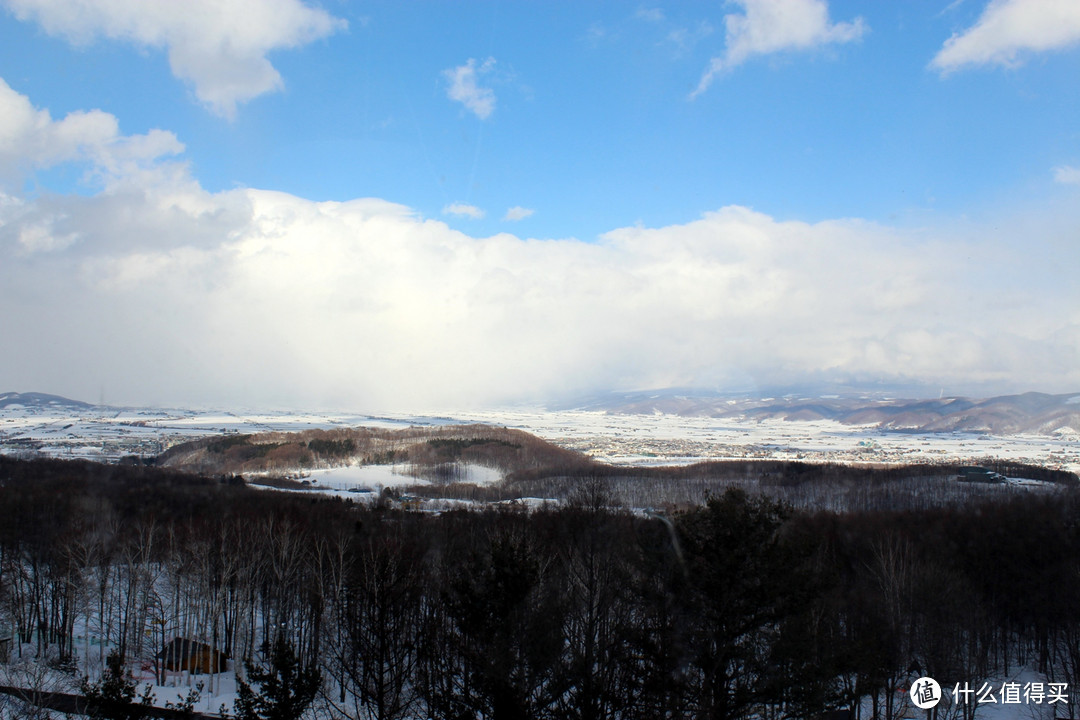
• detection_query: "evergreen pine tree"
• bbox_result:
[235,637,321,720]
[80,650,155,720]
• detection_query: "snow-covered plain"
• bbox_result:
[0,404,449,463]
[290,462,504,498]
[453,408,1080,474]
[1,402,1077,475]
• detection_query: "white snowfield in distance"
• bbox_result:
[1,398,1078,476]
[453,408,1080,475]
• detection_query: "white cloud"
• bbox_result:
[1,0,346,118]
[0,76,183,189]
[1053,165,1080,185]
[443,203,485,219]
[2,85,1078,411]
[503,206,534,221]
[931,0,1080,73]
[443,57,497,120]
[4,183,1078,410]
[691,0,865,97]
[17,219,79,253]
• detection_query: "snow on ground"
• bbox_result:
[306,463,421,490]
[2,402,1078,475]
[249,463,507,505]
[307,462,502,491]
[0,404,446,463]
[453,408,1080,474]
[0,638,241,716]
[6,644,1065,720]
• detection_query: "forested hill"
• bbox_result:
[0,391,93,409]
[154,424,593,477]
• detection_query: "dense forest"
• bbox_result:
[152,424,1078,513]
[1,455,1079,719]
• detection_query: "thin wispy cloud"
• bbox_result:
[691,0,865,98]
[635,8,665,23]
[443,203,485,219]
[0,0,346,119]
[931,0,1080,73]
[1054,165,1080,185]
[938,0,970,17]
[503,206,534,222]
[667,22,715,53]
[443,57,497,120]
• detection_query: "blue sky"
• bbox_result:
[1,0,1079,410]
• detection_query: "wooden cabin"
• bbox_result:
[156,637,227,674]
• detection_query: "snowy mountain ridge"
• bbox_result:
[572,390,1080,435]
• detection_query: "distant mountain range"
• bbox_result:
[5,389,1079,436]
[573,390,1080,435]
[0,391,93,410]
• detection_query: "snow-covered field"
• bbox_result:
[2,402,1078,474]
[277,462,504,499]
[454,408,1080,474]
[0,404,448,463]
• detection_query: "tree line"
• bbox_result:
[1,456,1080,719]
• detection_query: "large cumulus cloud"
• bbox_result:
[1,81,1077,410]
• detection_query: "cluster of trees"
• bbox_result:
[155,426,589,478]
[2,456,1080,719]
[440,459,1075,512]
[62,643,316,719]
